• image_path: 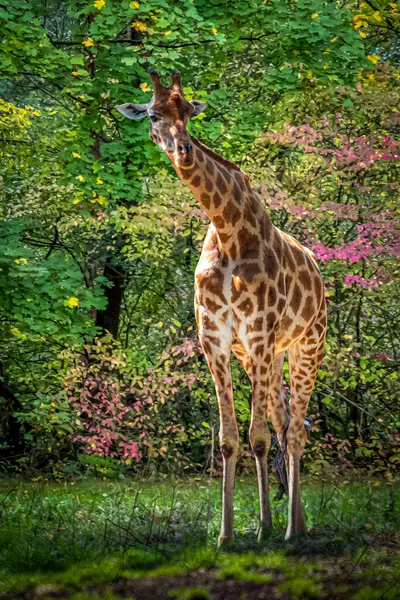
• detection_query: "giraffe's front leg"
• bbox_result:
[199,324,237,546]
[249,349,274,541]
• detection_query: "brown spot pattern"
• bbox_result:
[216,171,227,195]
[200,192,210,209]
[223,201,241,227]
[238,228,259,259]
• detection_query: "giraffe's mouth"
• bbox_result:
[172,138,194,170]
[174,151,195,170]
[176,156,195,170]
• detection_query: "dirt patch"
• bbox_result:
[111,573,289,600]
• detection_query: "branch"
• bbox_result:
[48,31,277,50]
[0,138,33,144]
[44,224,60,260]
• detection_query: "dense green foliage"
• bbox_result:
[0,0,399,479]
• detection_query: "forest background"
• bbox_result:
[0,0,399,484]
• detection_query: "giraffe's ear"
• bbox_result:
[190,100,207,117]
[116,103,149,120]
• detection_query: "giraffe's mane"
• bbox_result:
[190,136,242,174]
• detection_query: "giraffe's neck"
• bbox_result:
[171,137,263,245]
[170,137,274,258]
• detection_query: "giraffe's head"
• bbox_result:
[116,71,207,169]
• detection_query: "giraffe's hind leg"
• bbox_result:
[233,343,289,438]
[232,341,252,379]
[233,344,290,537]
[234,341,273,538]
[267,351,289,445]
[266,352,290,498]
[286,307,326,539]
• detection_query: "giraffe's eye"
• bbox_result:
[149,114,159,123]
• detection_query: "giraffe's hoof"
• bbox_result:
[257,522,273,543]
[218,532,235,547]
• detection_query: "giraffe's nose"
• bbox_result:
[177,142,193,154]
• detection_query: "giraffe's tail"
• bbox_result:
[273,430,288,500]
[273,416,313,500]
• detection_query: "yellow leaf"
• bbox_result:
[211,27,218,34]
[140,82,151,92]
[353,14,367,22]
[367,54,380,64]
[82,38,94,47]
[72,152,81,159]
[11,327,19,336]
[330,37,337,42]
[132,20,147,31]
[311,12,319,18]
[359,31,367,38]
[76,175,85,182]
[72,198,80,205]
[72,71,79,77]
[66,297,79,308]
[94,0,105,9]
[96,177,103,184]
[97,195,106,205]
[165,30,172,36]
[130,1,139,7]
[323,64,328,69]
[392,107,398,112]
[373,11,382,22]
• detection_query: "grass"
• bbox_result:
[0,477,398,599]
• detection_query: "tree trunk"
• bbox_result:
[95,259,126,338]
[0,363,25,454]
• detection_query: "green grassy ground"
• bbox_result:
[0,477,398,599]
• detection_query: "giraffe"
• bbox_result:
[117,71,327,544]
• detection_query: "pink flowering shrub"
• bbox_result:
[68,374,142,463]
[65,335,215,471]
